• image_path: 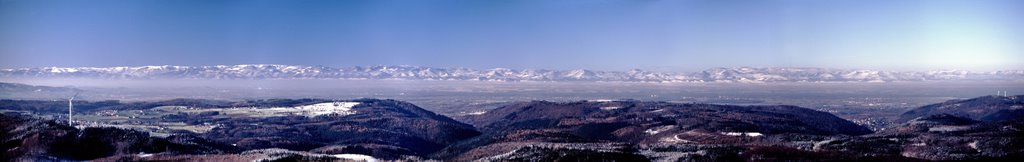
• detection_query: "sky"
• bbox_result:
[1,0,1021,71]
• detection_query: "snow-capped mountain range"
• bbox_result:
[1,64,1022,83]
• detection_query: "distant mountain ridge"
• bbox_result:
[2,64,1022,82]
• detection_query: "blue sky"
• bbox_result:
[1,0,1021,71]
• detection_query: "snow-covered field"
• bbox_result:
[290,102,361,116]
[169,102,362,118]
[720,132,764,137]
[644,125,676,135]
[333,154,378,162]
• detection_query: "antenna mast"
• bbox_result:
[69,92,79,126]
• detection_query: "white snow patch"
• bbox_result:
[170,102,362,119]
[464,111,487,115]
[968,141,979,152]
[590,99,614,102]
[813,139,836,150]
[644,125,675,135]
[293,102,360,116]
[333,154,377,162]
[720,132,763,137]
[138,153,154,158]
[600,106,622,110]
[217,102,362,117]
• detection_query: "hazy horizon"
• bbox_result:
[2,64,1023,72]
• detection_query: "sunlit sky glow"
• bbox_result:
[0,0,1021,71]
